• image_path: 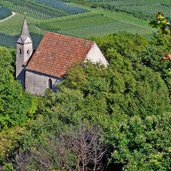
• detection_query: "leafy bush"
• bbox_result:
[0,47,37,129]
[0,126,25,161]
[2,33,171,170]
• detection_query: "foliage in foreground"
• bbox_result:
[5,33,170,171]
[0,46,39,164]
[0,126,25,161]
[0,47,37,129]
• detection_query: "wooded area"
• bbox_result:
[0,31,171,170]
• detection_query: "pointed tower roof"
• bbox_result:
[17,17,32,44]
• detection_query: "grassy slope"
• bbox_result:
[79,0,171,18]
[0,0,156,47]
[36,4,155,38]
[0,13,44,35]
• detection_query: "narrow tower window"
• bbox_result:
[19,49,22,54]
[27,50,30,54]
[48,79,53,89]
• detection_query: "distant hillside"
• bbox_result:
[72,0,171,20]
[0,0,166,47]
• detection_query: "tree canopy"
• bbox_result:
[8,33,171,171]
[0,32,171,171]
[0,47,36,129]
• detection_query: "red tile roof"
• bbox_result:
[26,32,94,78]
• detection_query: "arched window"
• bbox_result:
[48,79,53,89]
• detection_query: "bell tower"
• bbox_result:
[16,17,33,86]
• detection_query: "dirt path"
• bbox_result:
[0,11,16,23]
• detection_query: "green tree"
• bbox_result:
[114,112,171,171]
[150,12,171,35]
[141,33,171,94]
[10,33,171,171]
[0,47,36,129]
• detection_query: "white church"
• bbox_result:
[16,17,108,95]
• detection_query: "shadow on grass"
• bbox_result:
[0,32,43,49]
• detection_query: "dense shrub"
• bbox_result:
[0,47,37,129]
[9,33,171,170]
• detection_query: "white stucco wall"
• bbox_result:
[25,70,63,95]
[85,43,108,67]
[16,43,33,79]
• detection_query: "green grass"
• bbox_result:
[62,21,155,38]
[37,13,115,31]
[0,13,43,35]
[36,12,154,38]
[0,0,158,47]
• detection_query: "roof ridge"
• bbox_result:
[45,31,95,44]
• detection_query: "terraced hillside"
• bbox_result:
[0,0,87,19]
[1,0,170,47]
[77,0,171,20]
